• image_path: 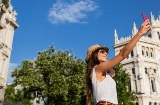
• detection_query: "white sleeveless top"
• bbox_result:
[92,66,118,105]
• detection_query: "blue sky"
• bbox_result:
[7,0,160,83]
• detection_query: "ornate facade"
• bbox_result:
[0,0,19,102]
[114,13,160,105]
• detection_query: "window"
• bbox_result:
[148,33,152,38]
[150,48,154,58]
[131,50,134,57]
[154,69,156,73]
[146,47,149,57]
[154,102,157,105]
[142,46,145,56]
[132,68,135,74]
[149,102,152,105]
[146,51,148,56]
[145,68,148,74]
[158,32,160,40]
[142,50,144,56]
[151,79,156,92]
[150,52,153,57]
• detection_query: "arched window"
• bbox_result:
[145,68,148,74]
[150,52,153,57]
[150,48,154,58]
[146,51,148,56]
[131,50,134,57]
[146,47,149,57]
[148,33,152,38]
[149,102,152,105]
[158,32,160,40]
[142,46,145,56]
[151,79,156,92]
[132,68,135,75]
[154,102,157,105]
[142,50,144,56]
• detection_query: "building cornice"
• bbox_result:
[114,36,160,49]
[6,17,19,28]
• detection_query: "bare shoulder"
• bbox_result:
[95,61,112,72]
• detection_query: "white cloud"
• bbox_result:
[7,63,18,84]
[48,0,99,24]
[9,63,18,71]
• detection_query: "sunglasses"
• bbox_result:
[99,49,107,54]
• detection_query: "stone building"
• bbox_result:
[114,13,160,105]
[0,0,19,102]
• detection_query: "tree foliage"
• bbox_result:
[4,84,32,105]
[11,46,86,105]
[113,64,136,105]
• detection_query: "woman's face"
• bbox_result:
[97,49,108,62]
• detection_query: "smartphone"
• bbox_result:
[142,13,151,31]
[142,14,148,21]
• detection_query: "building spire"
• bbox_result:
[114,29,118,44]
[150,12,155,24]
[132,22,138,36]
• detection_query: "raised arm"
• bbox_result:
[107,68,115,77]
[96,20,151,72]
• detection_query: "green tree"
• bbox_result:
[113,64,136,105]
[11,46,86,105]
[4,84,16,102]
[4,84,32,105]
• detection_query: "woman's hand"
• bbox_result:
[138,20,151,36]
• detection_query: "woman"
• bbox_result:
[85,20,151,105]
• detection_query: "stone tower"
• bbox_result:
[114,13,160,105]
[0,0,19,102]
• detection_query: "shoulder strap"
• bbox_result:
[92,65,97,79]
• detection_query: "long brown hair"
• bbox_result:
[86,49,100,105]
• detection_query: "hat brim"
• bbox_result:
[93,46,109,53]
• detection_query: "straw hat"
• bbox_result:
[86,44,109,62]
